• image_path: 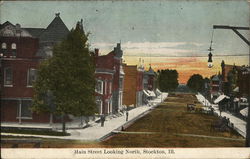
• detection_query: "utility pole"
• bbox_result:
[213,25,250,66]
[213,25,250,45]
[213,25,250,147]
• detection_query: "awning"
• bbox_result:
[214,95,230,104]
[156,89,162,95]
[240,107,248,117]
[143,90,150,97]
[234,98,239,102]
[240,97,248,103]
[147,90,156,97]
[233,87,239,92]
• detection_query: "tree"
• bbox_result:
[187,74,204,92]
[158,69,179,92]
[32,22,96,133]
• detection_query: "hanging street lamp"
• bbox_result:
[208,46,213,68]
[207,29,214,68]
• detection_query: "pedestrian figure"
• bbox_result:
[126,111,129,121]
[101,114,105,127]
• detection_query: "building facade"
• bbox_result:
[94,43,125,114]
[237,66,250,97]
[123,64,144,108]
[94,49,114,115]
[142,66,157,103]
[0,13,69,123]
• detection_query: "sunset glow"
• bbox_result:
[124,56,249,84]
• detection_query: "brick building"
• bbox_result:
[94,43,125,114]
[210,75,222,100]
[123,64,144,108]
[220,60,249,114]
[221,60,249,97]
[0,13,69,123]
[94,48,114,115]
[237,67,250,97]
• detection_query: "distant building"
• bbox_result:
[94,43,125,114]
[237,66,250,97]
[221,60,249,97]
[123,64,144,108]
[210,75,222,100]
[0,13,69,123]
[221,60,241,95]
[143,66,156,91]
[220,60,249,115]
[142,66,157,103]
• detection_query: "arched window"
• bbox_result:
[11,43,16,49]
[1,43,7,49]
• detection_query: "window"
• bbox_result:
[4,67,13,86]
[107,101,110,113]
[11,43,17,56]
[119,77,124,90]
[96,99,103,114]
[109,99,112,114]
[17,100,32,119]
[11,43,16,49]
[104,81,107,95]
[27,68,37,87]
[1,43,7,49]
[109,82,112,94]
[95,80,103,94]
[1,43,7,56]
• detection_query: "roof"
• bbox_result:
[0,21,15,30]
[240,107,248,117]
[212,75,220,81]
[233,86,239,92]
[214,95,230,104]
[145,66,155,76]
[95,52,115,70]
[147,90,156,97]
[24,28,45,38]
[234,98,239,102]
[0,21,33,37]
[39,15,69,42]
[156,89,162,95]
[113,43,123,58]
[143,90,150,97]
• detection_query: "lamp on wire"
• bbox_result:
[208,46,213,68]
[208,29,214,68]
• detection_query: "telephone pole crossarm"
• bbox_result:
[213,25,250,46]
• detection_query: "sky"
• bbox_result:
[1,0,249,83]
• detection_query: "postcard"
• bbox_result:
[1,0,250,158]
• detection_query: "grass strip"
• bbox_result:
[1,128,70,136]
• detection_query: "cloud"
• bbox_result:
[91,41,205,57]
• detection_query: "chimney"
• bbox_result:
[117,43,121,49]
[94,48,99,56]
[55,13,60,17]
[16,24,21,29]
[16,24,21,35]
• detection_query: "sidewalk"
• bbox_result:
[196,93,246,137]
[1,93,168,141]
